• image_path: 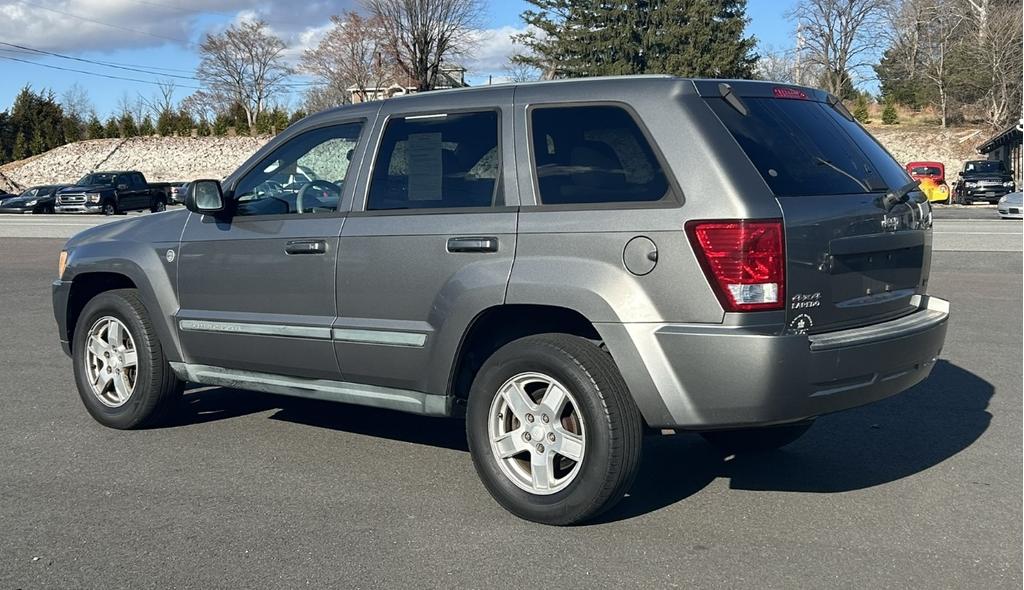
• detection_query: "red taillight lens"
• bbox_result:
[686,220,785,312]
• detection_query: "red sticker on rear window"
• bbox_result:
[772,87,807,100]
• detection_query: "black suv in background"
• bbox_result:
[954,160,1015,204]
[55,171,169,215]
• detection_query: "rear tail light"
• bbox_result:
[686,220,785,312]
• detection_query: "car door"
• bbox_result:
[176,119,369,379]
[335,89,519,395]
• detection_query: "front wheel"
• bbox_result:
[150,199,166,213]
[72,289,182,429]
[102,202,117,216]
[700,420,814,454]
[467,334,643,526]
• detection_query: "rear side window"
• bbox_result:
[530,105,670,205]
[706,97,909,196]
[367,111,500,211]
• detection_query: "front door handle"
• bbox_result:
[285,239,328,255]
[447,236,499,253]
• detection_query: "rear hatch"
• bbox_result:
[698,81,931,334]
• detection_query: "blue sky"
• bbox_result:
[0,0,799,117]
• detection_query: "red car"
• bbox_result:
[905,161,950,203]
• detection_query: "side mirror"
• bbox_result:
[117,184,128,191]
[186,179,227,215]
[958,172,964,177]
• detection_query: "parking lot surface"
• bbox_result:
[0,222,1020,588]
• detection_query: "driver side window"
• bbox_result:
[233,122,363,217]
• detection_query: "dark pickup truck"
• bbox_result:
[55,171,171,215]
[953,160,1016,204]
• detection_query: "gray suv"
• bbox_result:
[52,77,949,525]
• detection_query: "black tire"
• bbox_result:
[150,199,166,213]
[466,334,643,526]
[72,289,182,429]
[102,201,117,216]
[700,420,814,454]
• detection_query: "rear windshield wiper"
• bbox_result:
[718,83,749,116]
[815,158,871,192]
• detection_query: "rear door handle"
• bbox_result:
[447,237,499,253]
[285,240,328,255]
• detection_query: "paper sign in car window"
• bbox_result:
[406,132,443,200]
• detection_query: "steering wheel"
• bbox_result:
[252,180,285,199]
[296,180,341,213]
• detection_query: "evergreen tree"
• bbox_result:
[156,110,175,136]
[62,114,83,143]
[139,116,156,136]
[12,131,28,161]
[270,109,289,134]
[196,118,213,137]
[119,112,139,137]
[881,99,898,125]
[288,111,307,126]
[853,93,871,124]
[175,109,195,137]
[104,117,121,138]
[212,114,230,136]
[514,0,757,78]
[86,115,105,139]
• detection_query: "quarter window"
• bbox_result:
[233,123,363,216]
[530,105,670,205]
[367,111,500,211]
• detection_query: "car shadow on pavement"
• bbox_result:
[594,360,993,523]
[171,386,470,452]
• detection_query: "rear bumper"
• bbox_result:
[600,296,949,429]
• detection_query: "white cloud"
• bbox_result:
[462,25,530,77]
[0,0,355,55]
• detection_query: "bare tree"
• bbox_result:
[754,44,823,85]
[789,0,892,96]
[302,12,394,108]
[966,0,1022,128]
[196,20,292,133]
[363,0,483,92]
[59,83,93,121]
[916,0,967,127]
[503,59,542,83]
[140,80,177,120]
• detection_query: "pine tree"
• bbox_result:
[139,116,156,136]
[87,115,105,139]
[853,93,871,124]
[104,117,121,138]
[12,131,28,160]
[176,109,195,137]
[119,112,139,137]
[212,114,230,136]
[156,110,175,136]
[514,0,757,78]
[881,100,899,125]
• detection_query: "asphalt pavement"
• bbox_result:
[0,217,1021,588]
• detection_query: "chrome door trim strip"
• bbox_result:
[179,320,332,340]
[332,328,427,347]
[168,362,450,416]
[178,320,428,347]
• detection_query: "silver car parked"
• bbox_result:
[52,77,949,525]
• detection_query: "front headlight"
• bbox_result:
[86,193,102,203]
[965,181,978,187]
[1003,181,1014,188]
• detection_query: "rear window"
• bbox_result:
[529,105,670,205]
[706,97,910,197]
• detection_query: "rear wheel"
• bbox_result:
[72,289,182,429]
[700,420,814,454]
[467,334,643,526]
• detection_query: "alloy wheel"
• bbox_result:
[488,372,587,495]
[84,316,138,408]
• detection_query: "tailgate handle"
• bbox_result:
[447,237,498,253]
[829,231,924,256]
[285,240,328,255]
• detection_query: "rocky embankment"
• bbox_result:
[0,124,992,193]
[0,136,272,192]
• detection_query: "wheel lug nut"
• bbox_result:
[523,432,531,441]
[536,444,545,453]
[526,414,535,423]
[547,433,556,442]
[541,414,549,423]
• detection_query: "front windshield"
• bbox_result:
[965,161,1005,174]
[78,173,116,186]
[18,188,39,198]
